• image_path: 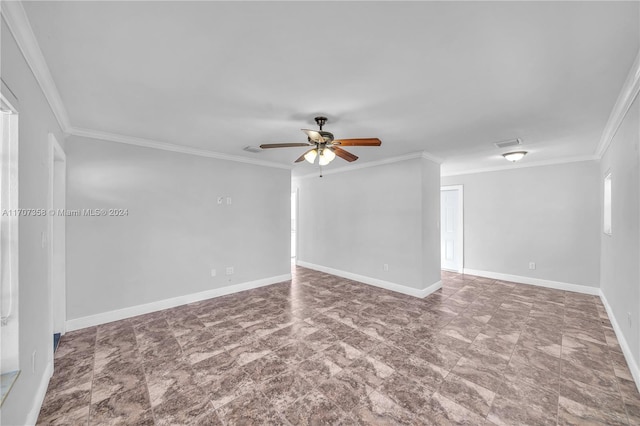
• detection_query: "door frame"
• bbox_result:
[440,185,464,273]
[48,133,66,352]
[291,188,298,260]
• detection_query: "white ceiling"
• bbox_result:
[22,1,639,175]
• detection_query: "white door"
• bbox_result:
[441,186,463,272]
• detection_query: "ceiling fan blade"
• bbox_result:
[332,138,382,146]
[332,147,358,162]
[295,149,315,163]
[260,143,311,149]
[301,129,325,143]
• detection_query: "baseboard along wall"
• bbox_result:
[296,260,442,299]
[65,274,291,332]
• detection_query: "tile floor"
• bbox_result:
[38,266,640,425]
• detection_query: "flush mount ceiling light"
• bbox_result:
[502,151,528,162]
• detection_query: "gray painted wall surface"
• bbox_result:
[65,136,291,320]
[442,160,601,287]
[422,157,442,286]
[1,22,64,425]
[600,96,640,368]
[295,157,441,290]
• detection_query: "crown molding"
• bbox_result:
[294,150,441,179]
[68,127,293,170]
[421,151,444,164]
[1,1,71,131]
[441,154,598,177]
[595,49,640,158]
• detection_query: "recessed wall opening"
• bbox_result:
[1,93,20,405]
[291,189,297,260]
[604,172,612,236]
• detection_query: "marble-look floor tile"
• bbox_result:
[377,373,433,415]
[152,387,216,426]
[419,392,488,425]
[91,364,147,404]
[38,267,638,426]
[438,373,495,417]
[352,389,416,425]
[242,352,289,383]
[318,370,371,412]
[259,369,312,411]
[558,378,628,426]
[284,388,351,425]
[37,387,91,426]
[89,386,153,426]
[216,389,285,425]
[488,394,557,426]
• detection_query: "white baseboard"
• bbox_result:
[599,291,640,392]
[25,360,53,426]
[296,260,441,299]
[462,268,600,295]
[66,274,291,331]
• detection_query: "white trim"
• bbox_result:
[596,50,640,158]
[48,134,66,340]
[0,2,71,132]
[462,268,600,295]
[440,185,464,273]
[296,150,442,179]
[296,260,442,299]
[24,360,53,426]
[421,151,443,164]
[65,274,291,331]
[68,127,293,170]
[599,290,640,392]
[441,155,598,177]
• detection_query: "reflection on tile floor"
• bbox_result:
[38,267,640,425]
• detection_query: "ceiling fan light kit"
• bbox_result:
[502,151,528,162]
[260,116,381,171]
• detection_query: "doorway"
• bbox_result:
[291,189,297,260]
[48,134,66,359]
[441,185,463,272]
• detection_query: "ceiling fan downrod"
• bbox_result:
[315,116,327,131]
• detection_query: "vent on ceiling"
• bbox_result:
[243,146,262,153]
[494,138,522,149]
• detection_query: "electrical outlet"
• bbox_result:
[529,262,536,270]
[226,267,234,275]
[211,269,216,277]
[226,197,232,205]
[383,264,389,271]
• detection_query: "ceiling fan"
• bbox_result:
[260,116,381,166]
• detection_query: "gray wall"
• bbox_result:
[442,160,601,287]
[600,95,640,369]
[65,136,291,320]
[294,156,441,291]
[1,20,64,425]
[422,157,443,287]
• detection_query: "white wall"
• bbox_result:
[1,19,64,426]
[65,135,291,322]
[600,95,640,372]
[294,156,441,293]
[442,160,601,288]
